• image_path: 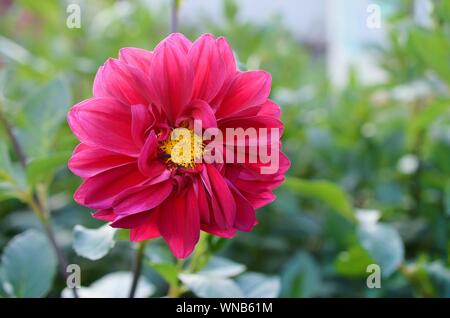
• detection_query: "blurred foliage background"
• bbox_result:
[0,0,449,298]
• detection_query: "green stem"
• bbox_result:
[129,241,147,298]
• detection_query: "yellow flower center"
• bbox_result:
[160,128,204,168]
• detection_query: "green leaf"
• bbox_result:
[236,273,280,298]
[358,223,404,277]
[281,252,321,297]
[407,100,450,148]
[61,272,155,298]
[179,273,243,298]
[426,261,450,297]
[409,29,450,82]
[73,224,117,261]
[284,177,356,223]
[148,263,179,287]
[199,256,246,278]
[26,151,70,187]
[19,78,71,158]
[335,245,375,277]
[1,230,57,297]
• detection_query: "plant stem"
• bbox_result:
[166,259,185,298]
[0,109,27,168]
[0,107,79,298]
[129,241,147,298]
[170,0,180,33]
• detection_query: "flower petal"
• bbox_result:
[68,144,135,178]
[74,163,146,209]
[93,58,152,105]
[188,34,226,102]
[131,104,155,148]
[67,97,140,156]
[216,71,272,118]
[227,181,257,231]
[119,47,153,74]
[113,179,173,214]
[178,100,217,129]
[130,209,161,241]
[92,209,116,222]
[148,41,194,124]
[158,188,200,259]
[201,165,236,230]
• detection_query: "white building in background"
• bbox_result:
[146,0,433,88]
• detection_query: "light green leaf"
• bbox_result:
[335,245,375,277]
[61,272,155,298]
[149,263,179,287]
[199,256,246,278]
[281,252,320,297]
[73,224,117,261]
[1,230,57,297]
[358,223,404,277]
[26,152,70,187]
[284,177,356,223]
[19,78,71,158]
[236,273,280,298]
[179,273,243,298]
[407,100,450,148]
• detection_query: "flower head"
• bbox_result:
[67,33,290,258]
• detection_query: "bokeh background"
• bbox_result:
[0,0,449,298]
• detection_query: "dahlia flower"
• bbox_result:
[67,33,289,258]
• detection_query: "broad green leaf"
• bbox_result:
[19,78,71,158]
[236,273,280,298]
[73,224,117,261]
[426,261,450,297]
[1,230,57,297]
[445,183,450,217]
[335,245,375,277]
[407,100,450,148]
[26,151,70,187]
[61,272,155,298]
[148,263,179,287]
[199,256,246,278]
[179,273,243,298]
[358,223,404,277]
[281,252,320,297]
[284,177,356,223]
[409,29,450,82]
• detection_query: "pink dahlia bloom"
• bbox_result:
[67,33,289,258]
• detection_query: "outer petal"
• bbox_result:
[216,71,272,118]
[210,37,238,109]
[227,181,257,231]
[74,163,146,209]
[68,144,135,178]
[92,58,152,105]
[119,47,153,74]
[67,97,140,156]
[148,41,193,123]
[162,33,192,53]
[201,224,236,238]
[201,165,236,230]
[158,188,200,259]
[92,209,116,222]
[113,179,173,214]
[130,209,161,241]
[188,34,226,102]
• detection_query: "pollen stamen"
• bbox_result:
[160,128,204,168]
